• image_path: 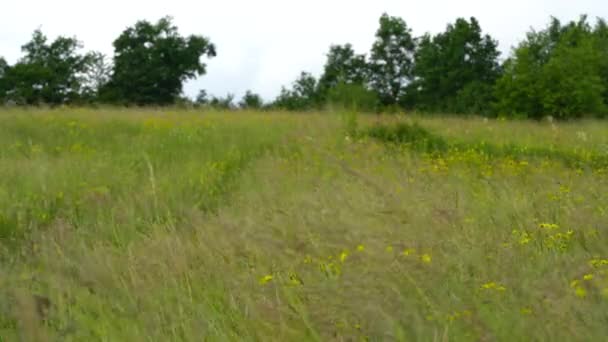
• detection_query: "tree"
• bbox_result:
[369,14,416,106]
[209,93,235,109]
[0,57,8,101]
[0,57,7,78]
[412,17,501,114]
[239,90,263,109]
[594,19,608,108]
[82,52,111,101]
[195,89,209,106]
[317,44,368,100]
[273,71,319,110]
[104,16,216,105]
[495,16,606,119]
[1,30,97,105]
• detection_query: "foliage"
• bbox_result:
[0,57,8,102]
[592,18,608,111]
[369,13,416,106]
[494,16,607,119]
[272,71,319,110]
[209,93,235,110]
[326,82,378,112]
[239,90,263,109]
[102,16,216,105]
[317,44,369,100]
[412,17,501,114]
[81,52,112,101]
[0,30,98,105]
[194,89,210,106]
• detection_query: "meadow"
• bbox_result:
[0,108,607,341]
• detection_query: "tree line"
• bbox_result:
[0,14,607,119]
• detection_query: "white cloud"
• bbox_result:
[1,0,606,101]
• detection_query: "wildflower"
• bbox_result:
[538,223,559,230]
[303,255,313,264]
[420,254,432,264]
[356,244,365,252]
[583,274,594,281]
[575,287,587,298]
[520,307,533,315]
[402,248,416,256]
[340,250,349,263]
[570,280,580,288]
[259,274,273,285]
[385,246,393,253]
[481,282,497,290]
[288,273,303,286]
[589,258,608,268]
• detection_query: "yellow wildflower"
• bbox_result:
[385,246,394,253]
[538,223,559,230]
[402,248,416,256]
[589,258,608,268]
[583,274,594,281]
[420,254,432,264]
[481,282,497,290]
[356,244,365,252]
[288,273,303,286]
[340,250,349,263]
[520,307,533,315]
[259,274,273,285]
[575,287,587,298]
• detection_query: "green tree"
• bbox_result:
[1,30,97,105]
[195,89,209,106]
[495,16,606,119]
[0,57,8,101]
[0,57,7,78]
[239,90,263,109]
[104,16,216,105]
[413,17,501,114]
[594,19,608,107]
[82,52,111,101]
[209,93,235,109]
[317,44,368,99]
[273,72,319,110]
[369,14,416,106]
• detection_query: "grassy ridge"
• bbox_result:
[365,120,608,170]
[1,109,608,341]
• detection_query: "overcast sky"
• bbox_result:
[1,0,606,100]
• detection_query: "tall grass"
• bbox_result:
[1,108,607,341]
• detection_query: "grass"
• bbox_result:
[0,108,607,341]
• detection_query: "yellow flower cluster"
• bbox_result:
[480,282,507,292]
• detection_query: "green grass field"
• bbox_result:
[1,108,607,341]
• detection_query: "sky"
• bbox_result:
[1,0,607,101]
